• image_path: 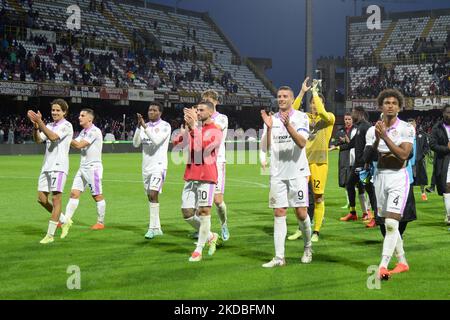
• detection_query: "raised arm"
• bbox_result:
[280,111,308,149]
[260,110,272,150]
[143,124,171,146]
[292,77,311,111]
[31,122,43,144]
[190,126,222,152]
[132,128,142,148]
[71,139,90,150]
[312,91,334,124]
[375,121,413,161]
[28,110,61,142]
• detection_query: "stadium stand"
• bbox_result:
[0,0,275,144]
[0,0,274,97]
[347,8,450,101]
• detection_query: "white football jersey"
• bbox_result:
[366,119,415,153]
[39,119,73,174]
[262,109,310,179]
[133,119,171,175]
[76,124,103,168]
[211,111,228,163]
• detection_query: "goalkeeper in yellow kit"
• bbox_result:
[288,77,335,242]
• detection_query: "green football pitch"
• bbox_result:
[0,151,449,300]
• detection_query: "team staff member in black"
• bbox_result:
[429,104,450,228]
[411,119,430,201]
[333,113,357,208]
[333,106,377,228]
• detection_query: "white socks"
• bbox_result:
[359,194,368,214]
[274,216,287,259]
[64,198,79,221]
[149,202,161,230]
[59,213,67,224]
[185,215,201,231]
[215,202,227,225]
[298,215,312,248]
[47,220,58,237]
[395,235,407,265]
[443,193,450,220]
[64,198,106,224]
[380,218,400,269]
[96,200,106,224]
[195,215,212,254]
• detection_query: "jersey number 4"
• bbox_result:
[393,195,400,206]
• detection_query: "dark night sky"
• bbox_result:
[148,0,450,91]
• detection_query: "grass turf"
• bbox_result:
[0,151,449,300]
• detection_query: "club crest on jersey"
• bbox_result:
[155,128,159,134]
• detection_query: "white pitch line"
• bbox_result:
[0,176,268,189]
[227,178,268,188]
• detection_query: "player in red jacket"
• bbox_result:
[173,101,223,262]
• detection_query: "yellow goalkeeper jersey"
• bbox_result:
[292,92,335,164]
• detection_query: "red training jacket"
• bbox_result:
[173,122,222,184]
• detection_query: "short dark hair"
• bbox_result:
[309,93,326,104]
[277,86,294,97]
[51,99,69,115]
[81,108,95,120]
[353,105,368,121]
[377,89,404,109]
[344,112,352,117]
[198,100,215,110]
[149,102,163,113]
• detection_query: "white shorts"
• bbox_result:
[215,162,226,194]
[374,169,410,216]
[143,170,166,194]
[269,176,309,208]
[72,166,103,196]
[181,181,215,209]
[38,171,67,193]
[447,162,450,183]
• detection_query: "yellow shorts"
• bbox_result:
[309,163,328,195]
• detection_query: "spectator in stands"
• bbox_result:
[104,129,116,142]
[7,125,14,144]
[0,127,4,144]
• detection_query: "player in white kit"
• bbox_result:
[260,86,313,267]
[201,90,230,241]
[365,89,415,279]
[61,108,106,239]
[27,99,73,244]
[133,102,171,239]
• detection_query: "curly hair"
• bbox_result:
[377,89,404,109]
